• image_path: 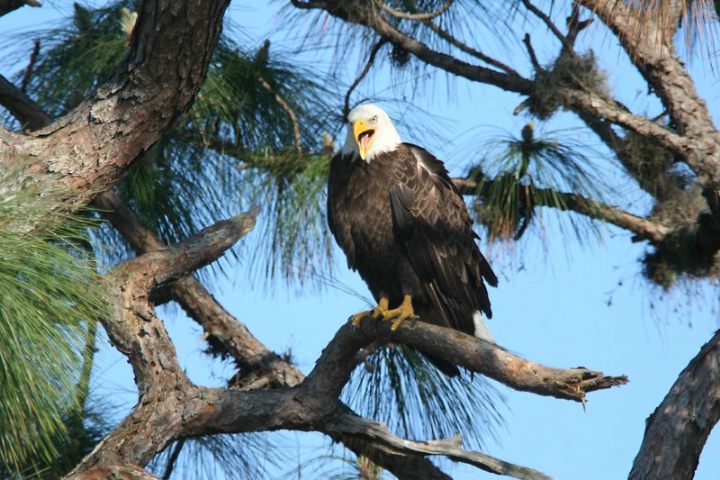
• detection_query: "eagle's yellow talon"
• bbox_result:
[372,297,390,318]
[351,296,417,330]
[351,297,391,326]
[351,311,371,326]
[384,295,416,331]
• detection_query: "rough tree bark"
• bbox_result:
[629,329,720,480]
[0,1,629,479]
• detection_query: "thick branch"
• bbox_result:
[304,317,627,403]
[96,190,304,388]
[0,0,231,207]
[577,0,720,185]
[122,209,259,287]
[630,329,720,480]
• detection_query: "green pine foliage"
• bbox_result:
[148,433,290,480]
[0,178,109,476]
[468,124,610,244]
[17,1,337,282]
[343,345,505,451]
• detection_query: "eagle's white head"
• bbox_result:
[341,104,402,163]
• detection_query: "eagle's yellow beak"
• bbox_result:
[353,118,375,160]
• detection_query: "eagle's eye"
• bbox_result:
[370,115,378,124]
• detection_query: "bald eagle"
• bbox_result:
[327,104,498,376]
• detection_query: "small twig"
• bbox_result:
[379,0,454,21]
[0,73,53,129]
[344,39,387,119]
[162,439,186,480]
[521,0,575,55]
[423,20,521,76]
[257,76,302,153]
[21,39,40,93]
[523,33,542,70]
[565,3,593,47]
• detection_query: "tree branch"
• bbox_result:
[344,38,387,119]
[378,0,454,21]
[453,177,670,244]
[521,0,574,54]
[327,414,553,480]
[423,20,520,76]
[0,0,40,18]
[630,328,720,480]
[350,317,628,402]
[0,73,53,129]
[77,254,623,479]
[290,0,533,95]
[122,209,260,287]
[96,190,306,388]
[257,76,303,153]
[577,0,720,187]
[0,0,232,209]
[522,33,541,71]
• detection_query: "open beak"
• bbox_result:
[353,118,375,160]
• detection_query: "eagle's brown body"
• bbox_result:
[328,142,498,342]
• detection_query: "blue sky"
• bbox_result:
[2,1,720,479]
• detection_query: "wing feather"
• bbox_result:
[390,144,496,324]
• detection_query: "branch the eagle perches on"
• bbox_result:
[71,203,627,480]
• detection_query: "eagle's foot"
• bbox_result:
[383,295,418,331]
[351,297,390,326]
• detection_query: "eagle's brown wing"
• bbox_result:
[327,152,357,268]
[389,144,497,333]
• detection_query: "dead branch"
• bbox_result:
[343,317,628,402]
[328,414,554,480]
[522,0,574,53]
[96,190,305,388]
